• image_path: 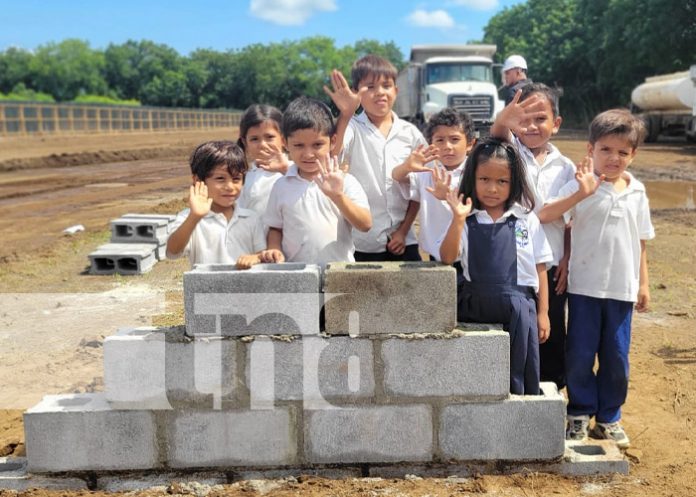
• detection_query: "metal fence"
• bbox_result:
[0,101,242,136]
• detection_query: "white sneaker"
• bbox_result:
[566,415,590,441]
[591,421,630,449]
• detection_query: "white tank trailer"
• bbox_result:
[394,44,504,131]
[631,65,696,142]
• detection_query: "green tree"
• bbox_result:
[28,39,107,101]
[0,47,33,94]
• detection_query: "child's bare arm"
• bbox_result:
[554,225,572,295]
[314,155,372,232]
[536,263,550,343]
[539,157,604,223]
[166,182,212,256]
[391,145,440,182]
[439,190,472,264]
[636,240,650,312]
[260,228,285,263]
[490,90,547,140]
[387,200,420,255]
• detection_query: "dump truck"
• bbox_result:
[631,65,696,142]
[394,44,504,131]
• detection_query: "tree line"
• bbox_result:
[1,0,693,124]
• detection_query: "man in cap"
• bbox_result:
[501,55,532,105]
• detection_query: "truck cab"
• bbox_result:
[394,45,504,131]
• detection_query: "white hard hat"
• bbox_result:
[502,55,527,72]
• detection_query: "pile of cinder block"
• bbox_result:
[88,213,175,275]
[22,262,627,477]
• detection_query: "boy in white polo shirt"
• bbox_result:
[263,96,372,266]
[166,141,269,267]
[324,55,427,261]
[540,109,654,448]
[490,83,577,390]
[391,108,476,268]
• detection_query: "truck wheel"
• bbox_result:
[645,116,661,143]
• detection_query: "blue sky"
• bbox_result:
[0,0,524,59]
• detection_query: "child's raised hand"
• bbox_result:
[256,142,289,174]
[323,69,365,116]
[314,154,345,199]
[426,163,453,200]
[404,145,439,173]
[575,156,604,198]
[189,181,213,218]
[444,189,472,220]
[499,90,548,135]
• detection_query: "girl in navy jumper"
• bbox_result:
[439,138,552,394]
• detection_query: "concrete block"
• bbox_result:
[323,261,456,335]
[439,382,566,461]
[110,216,169,244]
[305,405,433,464]
[104,326,240,409]
[122,213,177,233]
[24,393,158,472]
[88,243,157,275]
[232,467,361,480]
[245,336,374,406]
[166,408,297,467]
[552,440,629,475]
[184,263,321,336]
[381,330,509,399]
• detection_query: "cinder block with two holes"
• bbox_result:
[110,217,169,244]
[88,243,157,275]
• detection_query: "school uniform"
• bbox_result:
[557,172,654,423]
[237,161,283,217]
[514,135,576,388]
[263,163,369,266]
[341,111,427,260]
[454,204,552,395]
[167,207,266,267]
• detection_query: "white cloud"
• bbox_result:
[448,0,499,11]
[406,9,456,29]
[249,0,337,26]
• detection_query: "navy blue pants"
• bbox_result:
[539,265,567,389]
[566,293,633,423]
[355,244,421,262]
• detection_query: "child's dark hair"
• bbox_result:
[589,108,646,148]
[351,54,398,90]
[282,96,335,138]
[237,104,283,150]
[190,140,247,181]
[459,138,535,212]
[425,108,475,143]
[520,83,560,117]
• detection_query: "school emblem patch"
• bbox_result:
[515,224,529,248]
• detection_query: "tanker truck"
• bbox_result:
[630,65,696,142]
[393,44,504,131]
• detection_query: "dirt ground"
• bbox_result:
[0,130,695,497]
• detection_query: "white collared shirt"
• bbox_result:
[513,135,576,266]
[556,172,655,302]
[449,204,553,291]
[263,163,369,266]
[341,111,427,253]
[167,207,266,267]
[237,161,283,216]
[408,161,466,259]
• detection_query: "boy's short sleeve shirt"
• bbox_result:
[557,172,655,302]
[341,111,427,253]
[263,164,369,266]
[452,205,552,291]
[513,135,576,266]
[237,161,283,217]
[167,207,266,267]
[409,162,466,259]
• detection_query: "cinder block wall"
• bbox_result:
[24,262,566,473]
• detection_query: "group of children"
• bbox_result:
[165,54,653,450]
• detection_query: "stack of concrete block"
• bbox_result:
[24,261,584,474]
[88,213,175,275]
